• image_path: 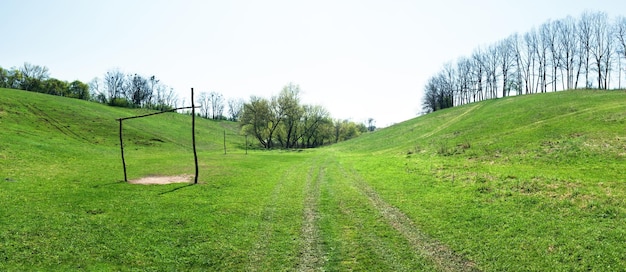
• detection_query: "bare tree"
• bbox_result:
[441,62,457,105]
[456,57,473,104]
[616,16,626,89]
[589,12,612,89]
[422,76,439,113]
[484,45,500,98]
[521,29,539,94]
[556,16,578,90]
[227,97,245,121]
[197,92,211,118]
[544,20,563,92]
[208,91,225,119]
[20,63,49,91]
[498,36,516,97]
[104,69,126,102]
[578,12,594,88]
[471,49,486,101]
[88,77,107,103]
[163,87,178,109]
[146,75,160,106]
[537,22,552,93]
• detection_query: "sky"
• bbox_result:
[2,0,625,127]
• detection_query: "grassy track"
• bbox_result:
[2,88,626,270]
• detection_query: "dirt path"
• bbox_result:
[344,166,480,272]
[297,163,325,271]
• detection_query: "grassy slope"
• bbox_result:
[1,88,244,182]
[2,88,626,270]
[332,90,626,270]
[1,89,433,271]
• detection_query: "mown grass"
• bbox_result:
[333,90,626,270]
[2,88,626,270]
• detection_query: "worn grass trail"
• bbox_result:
[347,168,479,272]
[242,152,474,271]
[315,152,475,271]
[297,157,326,271]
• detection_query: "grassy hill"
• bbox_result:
[330,90,626,270]
[1,88,245,183]
[1,88,626,270]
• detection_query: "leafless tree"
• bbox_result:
[615,16,626,88]
[498,36,516,97]
[589,11,612,89]
[162,87,178,109]
[197,92,211,118]
[578,11,594,88]
[556,16,578,90]
[521,30,539,94]
[227,97,245,121]
[471,49,486,101]
[484,45,501,98]
[544,20,563,92]
[206,91,225,120]
[20,63,49,91]
[146,75,159,106]
[104,69,125,101]
[537,22,552,93]
[456,57,473,104]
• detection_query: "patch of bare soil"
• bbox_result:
[128,175,192,185]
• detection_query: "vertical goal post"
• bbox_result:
[116,88,200,183]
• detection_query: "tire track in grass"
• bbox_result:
[345,167,480,272]
[420,103,483,139]
[297,159,325,271]
[336,162,429,270]
[246,165,293,271]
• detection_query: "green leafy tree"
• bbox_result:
[299,105,330,148]
[6,69,24,89]
[68,80,90,100]
[276,83,303,148]
[241,96,272,148]
[0,67,8,88]
[43,78,68,96]
[20,63,49,92]
[127,74,150,107]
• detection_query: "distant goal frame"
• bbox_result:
[116,88,200,184]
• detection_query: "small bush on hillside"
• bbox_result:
[108,98,132,108]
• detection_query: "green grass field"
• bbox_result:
[1,88,625,270]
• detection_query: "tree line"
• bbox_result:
[240,83,368,149]
[88,68,179,111]
[1,63,371,149]
[422,11,626,113]
[0,63,90,100]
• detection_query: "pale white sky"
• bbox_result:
[2,0,625,126]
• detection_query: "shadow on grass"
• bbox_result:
[92,180,127,188]
[158,183,196,195]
